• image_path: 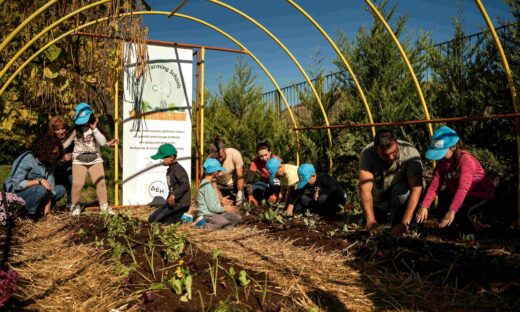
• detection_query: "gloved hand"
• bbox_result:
[235,190,244,206]
[248,194,259,207]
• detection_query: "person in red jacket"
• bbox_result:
[246,142,280,207]
[416,126,496,234]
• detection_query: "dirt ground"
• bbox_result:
[1,205,519,311]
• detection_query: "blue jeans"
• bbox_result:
[16,185,66,215]
[251,181,279,203]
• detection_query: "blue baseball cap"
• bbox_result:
[203,158,226,174]
[425,126,460,160]
[74,102,93,125]
[266,157,281,185]
[297,163,316,189]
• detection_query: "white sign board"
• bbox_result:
[122,44,192,205]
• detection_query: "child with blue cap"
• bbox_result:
[287,163,346,217]
[266,158,299,213]
[63,102,118,216]
[417,126,496,234]
[147,143,191,224]
[196,158,242,229]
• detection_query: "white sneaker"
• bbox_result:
[100,203,115,215]
[70,205,81,216]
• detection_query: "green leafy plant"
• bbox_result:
[159,223,187,263]
[208,249,220,296]
[260,207,285,224]
[303,217,316,231]
[144,225,158,280]
[225,266,240,302]
[169,261,193,302]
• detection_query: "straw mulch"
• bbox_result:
[183,225,375,311]
[8,212,139,312]
[182,225,492,312]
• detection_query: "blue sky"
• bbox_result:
[140,0,513,95]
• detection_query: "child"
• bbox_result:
[288,163,346,217]
[197,158,242,230]
[266,158,299,211]
[148,143,191,224]
[63,103,117,215]
[416,126,496,234]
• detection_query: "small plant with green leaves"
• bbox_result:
[144,225,158,280]
[208,249,220,296]
[225,266,240,302]
[303,217,316,231]
[260,207,285,225]
[169,260,193,302]
[327,229,338,238]
[159,223,187,263]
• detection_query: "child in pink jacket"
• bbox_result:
[416,126,495,234]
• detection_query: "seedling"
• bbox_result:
[260,207,285,224]
[208,249,220,296]
[144,226,157,280]
[327,229,338,238]
[225,266,240,302]
[169,263,193,302]
[159,223,187,263]
[303,217,316,231]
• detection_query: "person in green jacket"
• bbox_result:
[196,158,242,229]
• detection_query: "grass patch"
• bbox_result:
[0,164,12,188]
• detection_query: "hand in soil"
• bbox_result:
[439,210,456,227]
[390,223,409,237]
[416,206,429,223]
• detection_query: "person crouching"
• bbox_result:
[196,158,242,230]
[148,144,191,224]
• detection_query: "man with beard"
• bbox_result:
[358,129,424,236]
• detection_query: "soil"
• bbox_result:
[72,215,291,312]
[243,210,520,308]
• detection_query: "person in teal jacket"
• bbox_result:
[196,158,242,230]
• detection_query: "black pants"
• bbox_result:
[432,191,488,234]
[148,204,189,224]
[294,193,345,217]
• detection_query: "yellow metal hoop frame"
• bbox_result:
[0,10,301,164]
[474,0,519,225]
[287,0,375,137]
[209,0,332,171]
[0,0,59,53]
[364,0,433,137]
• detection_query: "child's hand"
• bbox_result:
[167,194,175,207]
[416,206,428,223]
[439,209,456,227]
[224,204,239,213]
[90,116,99,129]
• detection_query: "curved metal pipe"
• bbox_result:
[287,0,375,137]
[209,0,332,171]
[474,0,519,225]
[0,10,301,163]
[0,0,112,81]
[364,0,433,137]
[0,0,59,52]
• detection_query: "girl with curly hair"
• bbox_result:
[5,135,66,218]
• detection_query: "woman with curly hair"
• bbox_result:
[5,135,66,218]
[47,115,73,208]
